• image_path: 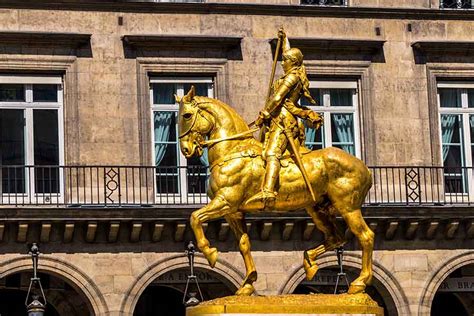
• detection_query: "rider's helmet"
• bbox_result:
[282,48,304,66]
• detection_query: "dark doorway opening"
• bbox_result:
[0,289,60,316]
[431,292,468,316]
[133,267,236,316]
[292,267,397,316]
[0,271,92,316]
[431,263,474,316]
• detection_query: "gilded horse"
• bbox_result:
[177,87,374,296]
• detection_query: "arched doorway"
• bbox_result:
[431,263,474,316]
[133,267,237,316]
[0,271,93,315]
[292,266,397,316]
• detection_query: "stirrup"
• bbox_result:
[245,190,277,205]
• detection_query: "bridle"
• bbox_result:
[179,101,259,148]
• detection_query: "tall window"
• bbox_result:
[150,77,213,199]
[0,75,63,198]
[438,82,474,195]
[301,79,361,157]
[440,0,473,9]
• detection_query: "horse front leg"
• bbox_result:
[225,214,257,296]
[190,194,234,268]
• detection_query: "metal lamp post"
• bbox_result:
[183,241,204,307]
[333,246,350,294]
[25,243,47,316]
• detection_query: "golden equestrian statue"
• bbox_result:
[177,28,374,298]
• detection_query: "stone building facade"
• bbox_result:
[0,0,473,315]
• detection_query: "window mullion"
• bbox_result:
[177,84,184,98]
[353,91,361,158]
[25,108,35,197]
[324,112,331,148]
[25,108,34,166]
[462,89,469,109]
[323,90,330,107]
[463,113,473,168]
[175,83,187,199]
[208,84,214,98]
[25,84,33,103]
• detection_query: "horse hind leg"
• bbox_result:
[339,208,374,294]
[303,205,346,281]
[226,214,257,296]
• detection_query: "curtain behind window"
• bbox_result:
[441,115,457,161]
[154,112,174,166]
[331,114,355,154]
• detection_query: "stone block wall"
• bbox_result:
[2,249,473,315]
[0,7,471,166]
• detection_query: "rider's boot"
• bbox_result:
[246,157,280,205]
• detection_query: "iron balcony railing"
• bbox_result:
[300,0,347,5]
[0,165,472,207]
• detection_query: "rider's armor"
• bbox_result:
[247,46,323,205]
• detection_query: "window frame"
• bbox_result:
[0,75,65,202]
[437,81,474,199]
[304,79,361,158]
[149,76,214,202]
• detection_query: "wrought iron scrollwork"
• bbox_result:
[104,168,120,204]
[301,0,346,5]
[440,0,473,8]
[405,168,421,203]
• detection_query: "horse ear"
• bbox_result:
[174,94,181,104]
[183,85,196,103]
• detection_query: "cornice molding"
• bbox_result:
[0,31,91,48]
[270,37,385,55]
[412,41,474,54]
[0,1,473,21]
[122,34,243,59]
[122,35,242,50]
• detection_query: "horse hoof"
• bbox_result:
[236,284,255,296]
[304,258,319,280]
[348,284,366,294]
[205,247,218,268]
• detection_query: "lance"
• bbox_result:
[267,28,284,100]
[248,28,283,129]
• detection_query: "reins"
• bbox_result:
[201,127,260,147]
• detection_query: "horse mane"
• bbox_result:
[193,96,251,133]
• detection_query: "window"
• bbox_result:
[301,0,347,5]
[0,75,64,199]
[301,79,361,157]
[438,82,474,195]
[440,0,473,9]
[150,77,213,200]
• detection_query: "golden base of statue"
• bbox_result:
[186,293,384,316]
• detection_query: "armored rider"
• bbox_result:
[246,28,323,205]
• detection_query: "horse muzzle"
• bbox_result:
[181,140,204,159]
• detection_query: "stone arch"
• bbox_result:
[419,251,474,316]
[279,252,410,316]
[120,253,244,315]
[0,255,109,316]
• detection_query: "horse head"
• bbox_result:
[177,86,214,159]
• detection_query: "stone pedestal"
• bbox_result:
[186,293,384,316]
